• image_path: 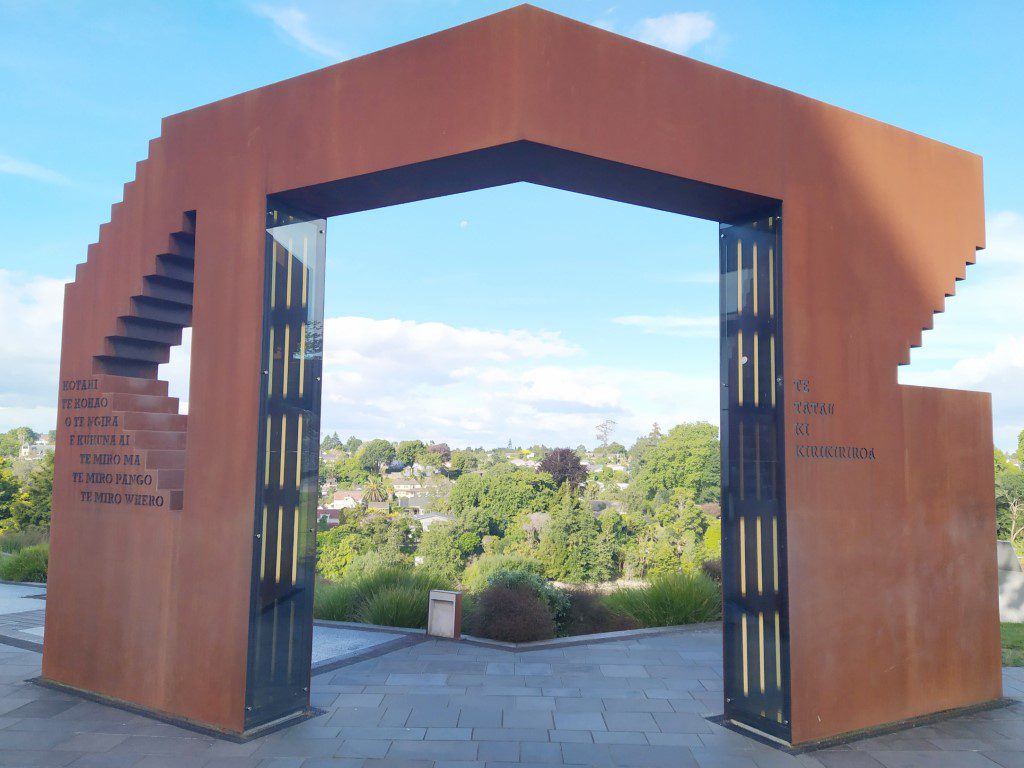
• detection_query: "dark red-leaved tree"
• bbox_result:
[539,448,588,490]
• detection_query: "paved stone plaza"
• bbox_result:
[1,615,1024,767]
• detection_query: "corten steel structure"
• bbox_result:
[44,5,999,746]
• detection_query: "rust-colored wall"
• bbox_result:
[44,5,999,741]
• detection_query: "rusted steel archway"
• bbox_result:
[45,5,998,745]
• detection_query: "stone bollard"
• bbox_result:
[426,590,462,639]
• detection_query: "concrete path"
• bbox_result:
[1,619,1024,767]
[0,583,408,668]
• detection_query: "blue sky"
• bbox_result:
[2,1,1022,449]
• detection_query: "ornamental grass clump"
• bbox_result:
[357,584,431,628]
[312,565,452,628]
[0,528,48,554]
[0,543,48,583]
[604,572,721,627]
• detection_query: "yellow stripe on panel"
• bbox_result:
[260,505,268,579]
[296,415,303,488]
[275,505,283,584]
[286,238,293,309]
[737,240,743,314]
[753,331,760,406]
[769,247,775,317]
[739,516,747,597]
[755,422,762,500]
[282,325,290,399]
[299,324,306,398]
[775,611,782,688]
[737,332,744,406]
[741,613,749,696]
[773,517,779,592]
[752,243,759,317]
[770,335,776,407]
[264,416,271,485]
[267,327,275,397]
[270,241,277,310]
[756,517,763,595]
[301,237,309,308]
[292,512,299,584]
[279,415,287,488]
[758,612,766,694]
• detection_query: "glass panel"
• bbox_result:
[244,201,326,729]
[720,211,790,741]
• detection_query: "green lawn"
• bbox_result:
[1002,623,1024,666]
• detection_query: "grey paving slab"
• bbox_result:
[0,624,1022,768]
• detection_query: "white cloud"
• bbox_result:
[0,270,67,432]
[612,314,717,337]
[252,3,343,59]
[985,210,1024,264]
[900,210,1024,449]
[316,316,716,447]
[0,153,69,185]
[631,11,715,54]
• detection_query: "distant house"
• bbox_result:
[396,494,434,514]
[388,477,422,498]
[19,441,50,460]
[317,507,341,528]
[413,511,452,532]
[327,489,363,509]
[366,501,390,512]
[509,458,538,468]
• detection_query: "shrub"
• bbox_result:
[462,553,545,592]
[560,588,639,636]
[700,557,723,583]
[486,569,570,628]
[604,572,721,627]
[0,544,48,583]
[467,584,555,642]
[357,584,431,628]
[0,528,48,554]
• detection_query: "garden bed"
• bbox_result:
[313,560,722,643]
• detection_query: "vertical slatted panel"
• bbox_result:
[721,211,790,741]
[244,203,326,730]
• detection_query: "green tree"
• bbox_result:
[363,474,391,503]
[450,464,555,538]
[344,436,363,453]
[628,422,720,514]
[321,432,342,451]
[316,530,362,579]
[417,522,479,581]
[997,472,1024,546]
[12,451,52,529]
[0,458,23,528]
[449,450,479,474]
[538,485,613,583]
[357,439,396,472]
[0,430,24,459]
[396,440,426,466]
